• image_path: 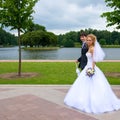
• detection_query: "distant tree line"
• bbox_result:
[1,26,120,48]
[0,23,58,47]
[58,28,120,47]
[0,28,17,46]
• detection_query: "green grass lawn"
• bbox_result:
[0,62,120,85]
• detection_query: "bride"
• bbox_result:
[64,34,120,114]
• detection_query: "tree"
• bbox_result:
[25,22,46,32]
[21,30,57,47]
[99,39,106,45]
[0,28,17,46]
[0,0,38,76]
[62,39,74,47]
[111,31,119,44]
[46,32,57,46]
[101,0,120,29]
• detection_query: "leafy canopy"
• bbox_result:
[0,0,38,32]
[101,0,120,29]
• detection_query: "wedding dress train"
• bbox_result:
[64,52,120,114]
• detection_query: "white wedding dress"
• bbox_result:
[64,52,120,114]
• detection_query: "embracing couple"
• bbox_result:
[64,33,120,114]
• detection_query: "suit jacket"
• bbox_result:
[77,43,88,70]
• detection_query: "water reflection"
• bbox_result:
[104,48,120,60]
[0,47,120,60]
[22,50,58,59]
[0,47,19,60]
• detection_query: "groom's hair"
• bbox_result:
[80,32,87,37]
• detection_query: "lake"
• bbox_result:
[0,46,120,60]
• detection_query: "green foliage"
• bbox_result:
[0,0,39,32]
[46,32,58,46]
[101,0,120,29]
[99,39,106,45]
[25,22,46,32]
[62,39,74,47]
[0,28,17,46]
[74,42,81,47]
[58,28,120,47]
[58,31,79,47]
[114,39,119,45]
[21,30,58,47]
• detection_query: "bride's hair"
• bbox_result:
[87,34,96,46]
[87,34,105,62]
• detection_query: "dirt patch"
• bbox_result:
[105,72,120,78]
[0,72,39,79]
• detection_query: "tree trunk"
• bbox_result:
[18,29,21,76]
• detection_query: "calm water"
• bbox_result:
[0,46,120,60]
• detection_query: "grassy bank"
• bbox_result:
[23,47,59,51]
[0,62,120,84]
[102,45,120,48]
[74,42,120,48]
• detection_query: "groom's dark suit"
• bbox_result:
[77,42,88,70]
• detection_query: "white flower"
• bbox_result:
[86,67,95,77]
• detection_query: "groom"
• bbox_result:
[76,33,88,70]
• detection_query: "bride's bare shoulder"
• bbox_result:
[90,46,94,53]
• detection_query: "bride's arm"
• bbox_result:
[92,61,95,70]
[91,47,95,69]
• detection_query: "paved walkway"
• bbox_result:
[0,85,120,120]
[0,60,120,62]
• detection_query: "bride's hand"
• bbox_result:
[75,60,78,63]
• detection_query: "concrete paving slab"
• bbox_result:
[0,85,120,120]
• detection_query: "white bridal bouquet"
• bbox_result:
[86,67,95,77]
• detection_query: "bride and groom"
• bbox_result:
[64,33,120,114]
